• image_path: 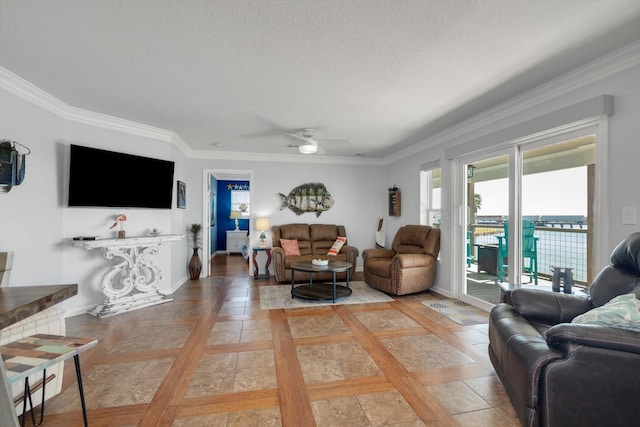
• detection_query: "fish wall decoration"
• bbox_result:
[279,182,334,217]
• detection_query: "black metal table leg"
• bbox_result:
[74,355,89,427]
[21,368,47,427]
[332,271,336,303]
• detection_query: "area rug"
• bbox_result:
[260,281,394,310]
[421,294,489,325]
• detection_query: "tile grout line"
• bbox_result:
[333,304,459,426]
[269,308,317,427]
[137,278,233,426]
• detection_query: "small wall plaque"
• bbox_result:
[388,186,401,216]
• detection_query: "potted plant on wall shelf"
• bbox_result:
[188,223,202,280]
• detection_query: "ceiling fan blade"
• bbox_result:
[242,130,283,138]
[316,138,352,146]
[284,132,312,143]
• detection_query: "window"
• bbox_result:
[420,165,441,227]
[231,190,250,217]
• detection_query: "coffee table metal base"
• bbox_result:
[290,261,352,303]
[292,283,352,302]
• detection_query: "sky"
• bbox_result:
[474,167,587,216]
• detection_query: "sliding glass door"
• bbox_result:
[463,153,509,306]
[460,134,596,307]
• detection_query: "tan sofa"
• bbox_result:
[271,224,359,282]
[363,225,440,295]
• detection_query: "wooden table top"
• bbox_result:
[1,334,97,383]
[0,284,78,330]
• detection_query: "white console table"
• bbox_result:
[72,234,185,318]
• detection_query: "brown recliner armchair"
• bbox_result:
[363,225,440,295]
[488,232,640,427]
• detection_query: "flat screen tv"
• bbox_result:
[68,144,175,209]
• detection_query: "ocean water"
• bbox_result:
[536,229,587,282]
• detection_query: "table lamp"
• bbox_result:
[255,217,270,247]
[229,211,242,231]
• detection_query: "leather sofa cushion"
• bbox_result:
[610,230,640,276]
[366,259,391,278]
[310,224,339,241]
[279,224,311,255]
[489,304,562,409]
[510,288,591,324]
[589,265,639,307]
[391,225,437,255]
[280,224,311,241]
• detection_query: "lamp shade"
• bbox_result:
[255,217,270,231]
[229,211,242,220]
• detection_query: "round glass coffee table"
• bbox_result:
[290,260,352,303]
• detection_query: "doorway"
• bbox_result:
[201,169,253,277]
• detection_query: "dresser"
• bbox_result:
[226,230,247,253]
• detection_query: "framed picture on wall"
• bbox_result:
[177,181,186,209]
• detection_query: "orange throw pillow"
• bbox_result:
[327,236,346,256]
[280,239,301,256]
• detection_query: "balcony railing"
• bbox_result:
[469,224,587,284]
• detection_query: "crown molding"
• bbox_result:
[384,38,640,165]
[0,67,188,151]
[0,66,381,165]
[190,148,384,166]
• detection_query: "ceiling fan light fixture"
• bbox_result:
[298,142,317,154]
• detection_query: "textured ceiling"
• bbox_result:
[2,0,640,159]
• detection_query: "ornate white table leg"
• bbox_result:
[73,235,185,318]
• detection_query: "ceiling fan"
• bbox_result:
[284,128,325,154]
[246,119,352,155]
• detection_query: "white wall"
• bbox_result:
[0,83,384,314]
[0,88,190,315]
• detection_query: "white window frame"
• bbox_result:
[231,190,250,217]
[420,161,441,227]
[450,116,608,306]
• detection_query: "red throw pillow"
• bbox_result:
[280,239,301,256]
[327,236,347,256]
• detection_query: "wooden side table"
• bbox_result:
[1,334,97,427]
[252,247,272,279]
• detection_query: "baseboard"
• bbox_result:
[64,305,96,318]
[169,276,188,294]
[429,284,451,298]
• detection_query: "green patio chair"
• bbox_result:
[495,220,538,284]
[466,230,473,267]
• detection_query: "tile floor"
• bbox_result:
[30,258,519,426]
